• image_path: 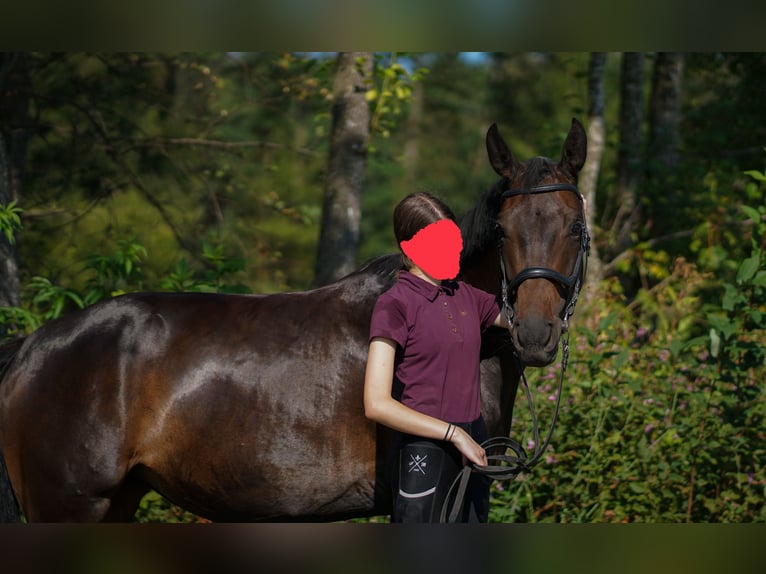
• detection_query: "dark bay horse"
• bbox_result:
[0,119,587,522]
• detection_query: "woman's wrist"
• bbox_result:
[443,423,457,442]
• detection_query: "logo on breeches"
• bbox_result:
[408,453,428,474]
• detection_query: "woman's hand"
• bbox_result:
[449,426,487,467]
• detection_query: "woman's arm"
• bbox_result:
[364,337,487,467]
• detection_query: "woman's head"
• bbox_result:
[393,192,463,280]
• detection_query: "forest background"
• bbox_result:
[0,52,764,523]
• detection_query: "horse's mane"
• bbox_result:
[459,179,506,269]
[347,253,402,290]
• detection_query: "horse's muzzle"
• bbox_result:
[509,316,563,367]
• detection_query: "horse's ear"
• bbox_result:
[560,118,587,176]
[486,123,519,177]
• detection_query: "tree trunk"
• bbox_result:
[609,52,646,259]
[648,53,684,176]
[402,56,424,187]
[313,52,373,286]
[0,53,29,313]
[579,52,607,307]
[645,52,684,250]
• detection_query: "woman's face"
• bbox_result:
[399,219,463,280]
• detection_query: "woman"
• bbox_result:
[364,192,508,522]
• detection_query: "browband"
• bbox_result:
[502,183,582,200]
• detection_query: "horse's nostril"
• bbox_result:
[513,316,562,352]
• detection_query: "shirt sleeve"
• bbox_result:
[467,284,502,331]
[369,292,409,348]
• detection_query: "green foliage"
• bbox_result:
[489,232,766,523]
[0,237,251,338]
[366,54,428,144]
[134,491,207,524]
[0,274,86,335]
[17,52,334,293]
[82,238,148,303]
[0,200,22,243]
[159,242,250,294]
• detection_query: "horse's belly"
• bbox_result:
[147,453,379,521]
[138,394,382,521]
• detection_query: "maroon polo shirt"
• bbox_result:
[369,271,501,423]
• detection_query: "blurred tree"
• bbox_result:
[5,53,337,294]
[649,53,684,175]
[415,53,490,216]
[608,52,645,261]
[486,53,588,159]
[314,52,373,286]
[2,51,763,311]
[579,52,607,304]
[0,53,29,315]
[646,52,685,249]
[401,54,425,189]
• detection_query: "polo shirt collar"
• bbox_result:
[399,270,458,301]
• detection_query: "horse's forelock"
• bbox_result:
[521,157,557,188]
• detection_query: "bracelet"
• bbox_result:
[443,423,453,441]
[448,425,457,441]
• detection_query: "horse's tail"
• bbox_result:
[0,336,24,522]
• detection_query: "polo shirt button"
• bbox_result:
[451,327,458,333]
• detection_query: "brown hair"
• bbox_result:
[393,192,457,271]
[393,192,457,244]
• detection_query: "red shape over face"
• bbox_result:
[400,219,463,280]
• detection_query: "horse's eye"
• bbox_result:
[570,221,584,237]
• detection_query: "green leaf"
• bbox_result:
[744,169,766,183]
[709,328,721,358]
[614,347,630,370]
[721,283,739,311]
[740,204,761,222]
[669,338,684,357]
[598,311,619,332]
[628,482,646,494]
[736,252,760,284]
[753,270,766,287]
[708,314,737,340]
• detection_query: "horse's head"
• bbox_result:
[487,119,588,367]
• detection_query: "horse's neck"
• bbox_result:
[461,249,501,298]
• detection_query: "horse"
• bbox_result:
[0,119,587,522]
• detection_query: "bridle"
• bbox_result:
[440,181,590,523]
[498,182,590,331]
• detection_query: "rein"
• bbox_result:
[439,182,589,523]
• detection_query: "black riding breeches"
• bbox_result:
[391,417,490,523]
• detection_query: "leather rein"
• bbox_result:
[440,182,590,523]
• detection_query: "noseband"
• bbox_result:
[497,182,590,329]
